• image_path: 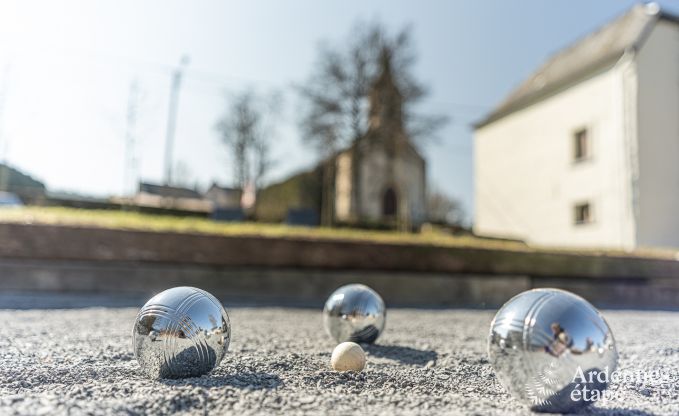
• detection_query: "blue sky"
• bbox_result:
[0,1,677,221]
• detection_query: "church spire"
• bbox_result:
[368,48,404,134]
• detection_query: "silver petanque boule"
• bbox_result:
[323,283,386,344]
[133,286,231,379]
[488,288,618,413]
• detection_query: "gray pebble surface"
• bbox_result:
[0,301,677,415]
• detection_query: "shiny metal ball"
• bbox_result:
[488,288,617,413]
[133,286,231,379]
[323,283,386,344]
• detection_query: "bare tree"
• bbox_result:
[299,22,447,151]
[427,187,464,225]
[298,22,448,225]
[217,91,256,189]
[252,92,281,190]
[216,90,280,192]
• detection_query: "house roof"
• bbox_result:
[138,182,202,199]
[0,162,45,191]
[207,182,240,193]
[475,3,679,129]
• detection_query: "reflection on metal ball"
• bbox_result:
[133,286,231,379]
[323,283,386,344]
[488,288,617,413]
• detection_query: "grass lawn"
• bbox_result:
[0,206,676,259]
[0,206,522,248]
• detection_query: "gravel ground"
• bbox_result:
[0,295,677,415]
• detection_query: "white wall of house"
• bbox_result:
[636,20,679,248]
[474,62,636,249]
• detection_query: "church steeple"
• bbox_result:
[368,49,404,134]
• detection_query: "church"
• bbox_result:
[333,58,426,229]
[256,57,427,229]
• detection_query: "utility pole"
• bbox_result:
[163,55,189,186]
[124,80,139,197]
[0,64,10,192]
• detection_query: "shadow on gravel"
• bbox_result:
[161,371,282,390]
[365,344,438,366]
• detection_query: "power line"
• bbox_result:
[5,47,492,113]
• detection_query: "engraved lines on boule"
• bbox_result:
[154,291,203,373]
[173,290,211,371]
[137,289,209,376]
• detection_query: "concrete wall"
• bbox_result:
[475,62,635,249]
[0,259,529,308]
[2,224,679,308]
[635,20,679,248]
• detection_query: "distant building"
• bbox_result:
[204,183,244,221]
[204,183,242,209]
[255,166,322,224]
[474,3,679,249]
[138,182,202,199]
[133,182,211,213]
[334,57,426,229]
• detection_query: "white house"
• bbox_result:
[474,3,679,250]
